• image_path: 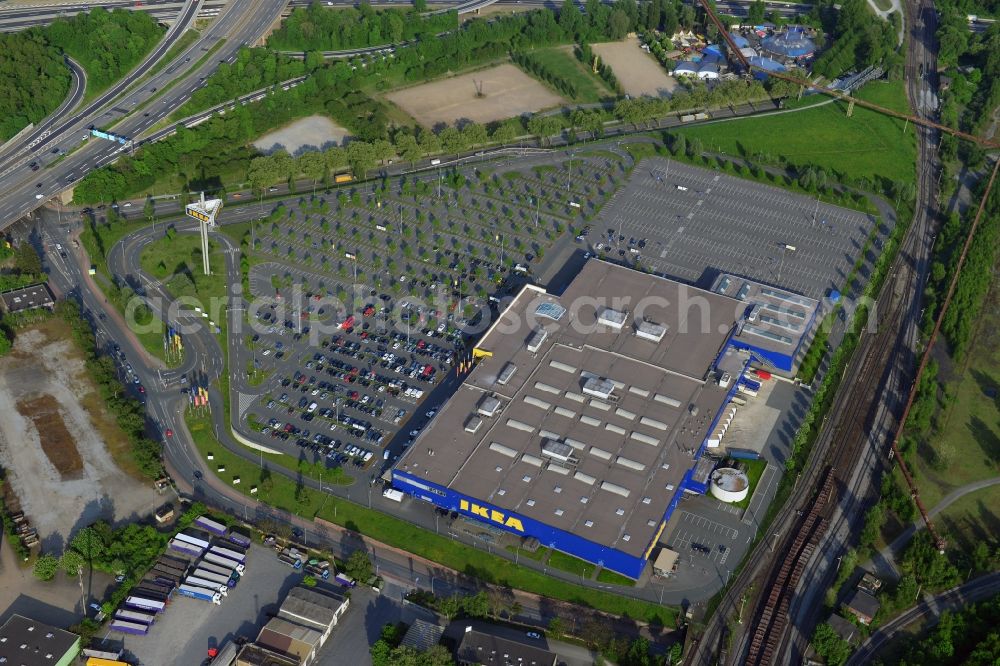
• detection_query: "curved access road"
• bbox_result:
[846,571,1000,665]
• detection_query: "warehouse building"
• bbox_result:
[0,615,80,666]
[0,282,54,315]
[712,273,820,374]
[276,586,349,647]
[392,260,755,578]
[255,617,322,665]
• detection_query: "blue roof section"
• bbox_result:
[762,27,815,57]
[730,33,750,48]
[749,55,786,72]
[703,44,724,57]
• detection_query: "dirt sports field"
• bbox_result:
[385,63,567,127]
[0,322,160,552]
[592,37,678,98]
[253,115,349,155]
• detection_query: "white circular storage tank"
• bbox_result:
[710,467,750,503]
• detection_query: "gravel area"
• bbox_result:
[592,37,678,98]
[0,327,160,552]
[253,115,349,156]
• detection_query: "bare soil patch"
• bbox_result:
[0,322,160,551]
[592,37,678,98]
[15,395,83,479]
[385,63,567,127]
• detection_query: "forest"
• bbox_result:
[811,0,902,79]
[267,3,458,51]
[0,8,162,141]
[895,593,1000,666]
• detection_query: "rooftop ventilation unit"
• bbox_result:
[464,416,483,434]
[601,481,630,498]
[718,372,732,389]
[540,439,576,463]
[582,376,615,400]
[635,319,667,343]
[526,329,548,353]
[534,302,567,321]
[489,442,518,458]
[478,395,502,417]
[496,363,517,386]
[597,307,627,330]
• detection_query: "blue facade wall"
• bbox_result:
[391,470,648,579]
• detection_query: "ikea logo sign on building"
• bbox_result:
[459,499,524,532]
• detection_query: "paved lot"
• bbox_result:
[591,158,879,299]
[118,543,303,666]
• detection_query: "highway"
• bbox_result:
[846,572,1000,665]
[0,0,292,231]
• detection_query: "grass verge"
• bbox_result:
[733,458,769,511]
[520,46,611,103]
[673,80,917,188]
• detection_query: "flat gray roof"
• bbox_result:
[712,273,818,360]
[0,283,54,314]
[397,260,745,558]
[0,615,79,666]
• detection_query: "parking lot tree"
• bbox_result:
[343,549,374,581]
[32,554,59,581]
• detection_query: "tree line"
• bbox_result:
[267,3,458,52]
[0,8,162,141]
[511,50,580,99]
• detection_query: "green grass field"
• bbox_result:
[674,80,917,187]
[520,46,611,103]
[934,484,1000,553]
[913,289,1000,509]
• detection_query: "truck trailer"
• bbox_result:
[124,596,166,613]
[193,515,228,537]
[192,569,234,588]
[198,561,239,582]
[334,573,356,587]
[174,531,211,549]
[209,545,246,564]
[114,609,156,625]
[228,530,252,549]
[203,551,246,574]
[176,584,222,605]
[109,620,149,635]
[185,576,228,594]
[168,538,203,557]
[277,553,302,569]
[304,564,330,580]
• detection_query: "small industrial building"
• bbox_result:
[276,586,349,646]
[0,282,55,315]
[255,617,322,665]
[235,643,300,666]
[455,627,557,666]
[826,614,860,645]
[400,619,445,653]
[712,273,820,374]
[652,547,680,577]
[393,260,758,578]
[0,615,80,666]
[844,590,880,625]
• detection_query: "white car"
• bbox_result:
[363,451,373,462]
[35,194,43,200]
[425,409,437,419]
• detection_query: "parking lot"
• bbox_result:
[233,150,631,476]
[590,158,879,299]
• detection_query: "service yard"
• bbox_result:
[385,63,567,127]
[0,322,160,552]
[591,37,678,98]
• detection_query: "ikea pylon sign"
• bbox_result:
[459,499,524,532]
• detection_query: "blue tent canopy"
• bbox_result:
[729,32,750,48]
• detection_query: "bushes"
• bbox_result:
[268,4,458,51]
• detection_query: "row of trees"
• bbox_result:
[575,42,622,94]
[512,51,582,100]
[268,3,458,52]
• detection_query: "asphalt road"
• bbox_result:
[0,0,291,231]
[846,571,1000,665]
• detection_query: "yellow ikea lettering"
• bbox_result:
[459,499,525,532]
